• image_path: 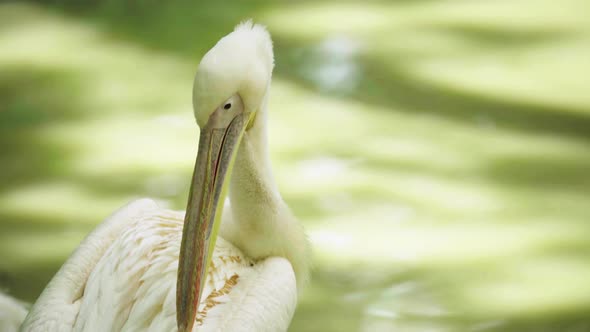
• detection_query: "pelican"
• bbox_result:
[20,21,310,332]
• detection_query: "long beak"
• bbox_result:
[176,110,249,332]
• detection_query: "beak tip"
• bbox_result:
[176,277,197,332]
[177,317,193,332]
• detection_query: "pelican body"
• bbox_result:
[20,21,310,332]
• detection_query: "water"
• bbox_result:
[1,1,590,331]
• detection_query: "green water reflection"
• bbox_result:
[1,1,589,331]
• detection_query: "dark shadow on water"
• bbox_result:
[0,259,65,302]
[0,67,87,194]
[486,156,590,195]
[425,23,580,47]
[501,312,590,332]
[358,60,590,140]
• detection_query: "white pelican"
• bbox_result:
[20,21,310,332]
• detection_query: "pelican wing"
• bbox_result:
[21,199,159,331]
[21,199,297,332]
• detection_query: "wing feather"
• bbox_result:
[21,199,159,331]
[21,199,298,332]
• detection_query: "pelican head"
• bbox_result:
[176,21,274,332]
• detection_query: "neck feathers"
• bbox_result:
[223,100,310,290]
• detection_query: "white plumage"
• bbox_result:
[0,291,28,332]
[18,21,309,331]
[22,199,297,331]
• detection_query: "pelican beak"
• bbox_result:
[176,98,250,332]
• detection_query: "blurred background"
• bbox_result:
[1,0,590,331]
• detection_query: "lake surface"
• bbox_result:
[1,1,589,331]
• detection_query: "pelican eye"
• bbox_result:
[223,103,232,110]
